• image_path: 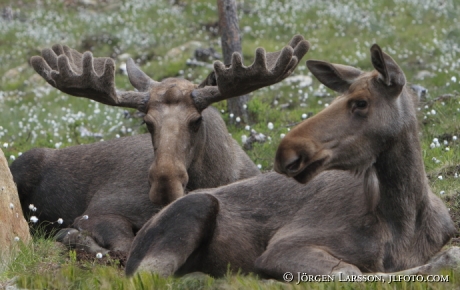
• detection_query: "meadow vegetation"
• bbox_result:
[0,0,459,288]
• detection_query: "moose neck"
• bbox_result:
[373,90,429,229]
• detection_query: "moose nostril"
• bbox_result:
[285,155,302,174]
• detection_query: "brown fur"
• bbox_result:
[12,36,309,254]
[125,44,455,279]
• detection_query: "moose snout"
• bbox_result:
[148,170,189,206]
[274,148,304,176]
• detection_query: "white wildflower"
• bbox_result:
[28,204,34,210]
[267,122,274,130]
[96,253,103,259]
[453,136,458,141]
[30,216,38,223]
[280,133,286,139]
[82,215,89,220]
[241,135,247,144]
[430,143,435,149]
[235,117,241,123]
[14,237,20,242]
[57,218,63,224]
[301,113,307,119]
[438,175,443,180]
[245,125,250,131]
[440,191,445,195]
[257,164,262,169]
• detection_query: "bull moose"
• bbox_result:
[125,44,456,279]
[10,36,310,254]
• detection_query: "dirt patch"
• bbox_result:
[442,192,460,246]
[75,249,127,268]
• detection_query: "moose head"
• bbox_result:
[31,35,309,206]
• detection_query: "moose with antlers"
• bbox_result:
[11,36,310,254]
[125,44,456,279]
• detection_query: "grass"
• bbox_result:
[1,0,460,288]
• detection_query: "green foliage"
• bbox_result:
[1,0,460,288]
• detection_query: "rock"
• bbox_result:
[0,149,31,268]
[194,47,221,62]
[415,70,435,80]
[410,84,428,101]
[165,41,204,59]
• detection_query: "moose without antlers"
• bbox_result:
[125,44,456,279]
[10,36,310,254]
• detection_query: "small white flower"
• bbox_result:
[443,140,448,145]
[82,215,89,220]
[451,76,457,83]
[241,135,247,144]
[430,143,435,149]
[245,125,250,131]
[433,138,439,143]
[9,203,14,209]
[455,173,458,178]
[28,204,34,210]
[257,164,262,169]
[30,216,38,223]
[229,113,234,118]
[3,143,8,148]
[445,147,450,151]
[280,133,286,139]
[301,113,307,119]
[96,252,103,259]
[438,175,443,180]
[14,237,20,242]
[453,136,458,141]
[9,155,15,161]
[235,117,241,123]
[267,122,274,130]
[440,191,445,195]
[431,109,436,115]
[57,218,63,224]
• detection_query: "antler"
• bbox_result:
[191,35,310,111]
[30,44,156,112]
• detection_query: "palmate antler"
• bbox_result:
[191,35,310,111]
[30,44,154,112]
[30,35,309,112]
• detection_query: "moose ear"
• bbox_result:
[306,60,362,93]
[370,44,405,89]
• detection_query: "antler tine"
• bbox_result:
[191,35,310,111]
[30,45,151,112]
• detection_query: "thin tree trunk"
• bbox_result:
[217,0,248,124]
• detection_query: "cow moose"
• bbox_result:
[125,44,456,279]
[10,35,310,254]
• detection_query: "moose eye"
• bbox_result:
[190,117,203,132]
[355,100,368,109]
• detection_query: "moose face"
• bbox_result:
[143,79,205,205]
[275,44,407,184]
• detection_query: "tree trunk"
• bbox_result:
[217,0,248,124]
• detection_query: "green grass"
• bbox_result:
[1,0,460,288]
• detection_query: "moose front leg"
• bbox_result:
[55,214,135,254]
[254,241,362,281]
[125,193,219,276]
